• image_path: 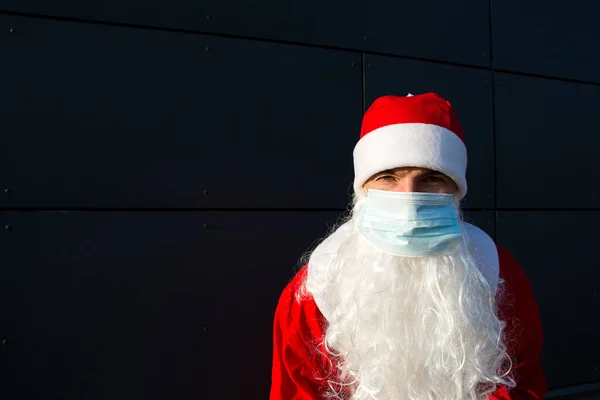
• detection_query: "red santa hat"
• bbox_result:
[353,92,468,199]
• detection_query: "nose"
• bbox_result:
[393,177,417,193]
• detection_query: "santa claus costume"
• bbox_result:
[270,93,546,400]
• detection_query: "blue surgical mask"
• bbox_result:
[356,190,463,257]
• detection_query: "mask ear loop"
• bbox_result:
[351,194,369,224]
[351,186,369,206]
[452,196,464,222]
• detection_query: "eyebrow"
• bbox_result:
[419,170,446,178]
[376,169,445,177]
[376,169,397,175]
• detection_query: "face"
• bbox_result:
[363,166,458,195]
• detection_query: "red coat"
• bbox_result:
[270,246,547,399]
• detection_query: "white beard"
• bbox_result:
[304,211,514,400]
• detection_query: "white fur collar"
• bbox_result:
[307,221,500,322]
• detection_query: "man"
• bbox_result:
[270,93,546,400]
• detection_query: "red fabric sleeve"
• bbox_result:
[488,247,547,399]
[270,267,330,400]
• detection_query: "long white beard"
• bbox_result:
[304,213,514,400]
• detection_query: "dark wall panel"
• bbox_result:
[550,387,600,400]
[362,1,489,66]
[0,15,361,209]
[550,386,600,400]
[492,1,600,82]
[497,211,600,389]
[494,73,600,208]
[0,208,496,400]
[1,1,490,66]
[365,55,494,209]
[462,211,495,241]
[0,210,341,399]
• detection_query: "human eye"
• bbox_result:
[424,175,446,184]
[376,175,396,182]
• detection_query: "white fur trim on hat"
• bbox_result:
[353,123,468,199]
